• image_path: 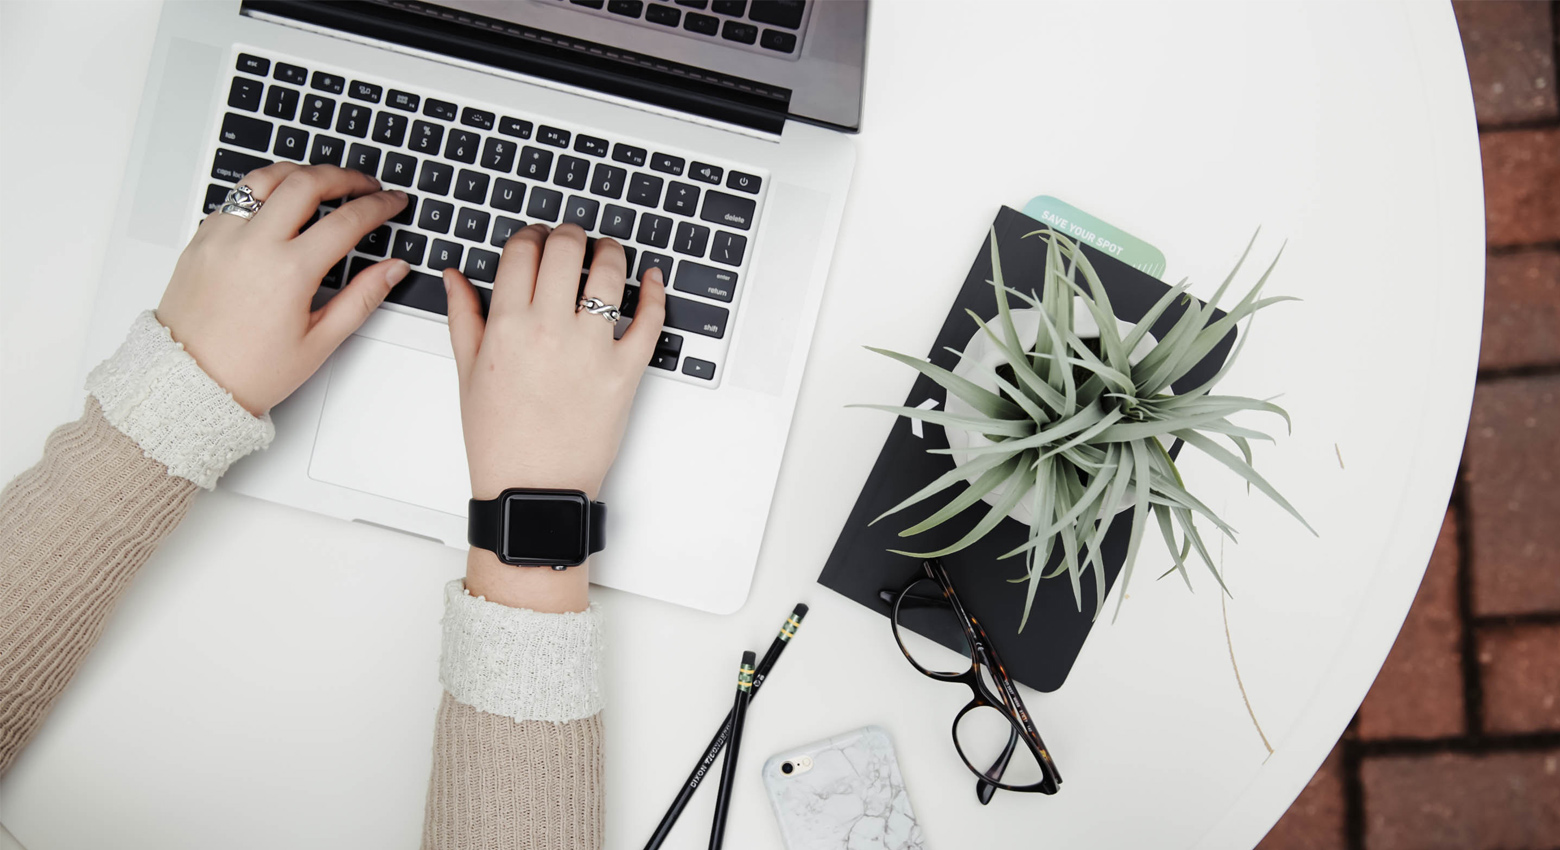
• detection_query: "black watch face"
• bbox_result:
[501,491,589,565]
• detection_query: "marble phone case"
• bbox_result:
[761,726,925,850]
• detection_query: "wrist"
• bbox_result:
[464,546,590,613]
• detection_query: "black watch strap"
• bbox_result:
[467,490,607,566]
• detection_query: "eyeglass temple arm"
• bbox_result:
[975,727,1021,805]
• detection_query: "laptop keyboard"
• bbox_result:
[558,0,811,60]
[201,47,771,388]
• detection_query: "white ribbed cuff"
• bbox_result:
[86,311,275,489]
[439,579,605,723]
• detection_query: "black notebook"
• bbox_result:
[819,206,1236,692]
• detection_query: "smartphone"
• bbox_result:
[761,725,925,850]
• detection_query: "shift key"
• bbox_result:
[699,190,756,231]
[664,294,729,338]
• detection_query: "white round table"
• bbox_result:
[0,2,1482,849]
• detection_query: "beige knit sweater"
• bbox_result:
[0,313,604,849]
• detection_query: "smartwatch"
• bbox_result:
[467,488,607,569]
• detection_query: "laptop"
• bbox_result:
[82,0,864,614]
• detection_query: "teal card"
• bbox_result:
[1022,195,1167,278]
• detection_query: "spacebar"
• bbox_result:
[380,270,493,317]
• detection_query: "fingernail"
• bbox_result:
[387,259,410,284]
[647,267,664,285]
[389,189,408,200]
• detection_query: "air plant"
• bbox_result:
[857,227,1314,630]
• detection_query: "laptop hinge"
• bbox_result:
[241,0,791,136]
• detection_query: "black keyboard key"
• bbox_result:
[710,230,746,266]
[622,245,639,274]
[673,221,711,257]
[420,199,454,233]
[410,120,444,155]
[537,126,570,148]
[392,230,428,265]
[611,143,647,167]
[492,216,525,248]
[664,294,729,338]
[273,126,308,160]
[759,28,797,53]
[651,350,678,371]
[637,251,674,284]
[674,260,736,301]
[491,178,526,213]
[721,20,758,44]
[527,187,563,222]
[749,0,805,28]
[636,213,673,248]
[499,117,533,139]
[357,224,392,257]
[445,129,480,164]
[712,0,745,14]
[203,183,228,214]
[350,80,383,103]
[428,239,463,271]
[460,107,495,131]
[700,190,756,230]
[481,137,517,172]
[600,204,636,239]
[391,193,417,225]
[519,146,553,179]
[455,207,491,241]
[590,164,627,199]
[454,169,490,203]
[573,0,605,7]
[651,152,685,175]
[321,258,348,289]
[607,0,644,17]
[336,103,372,137]
[628,172,663,206]
[311,72,345,94]
[646,4,681,25]
[386,89,420,112]
[381,151,417,186]
[220,113,273,152]
[726,170,762,194]
[563,196,600,230]
[424,98,458,121]
[553,155,589,190]
[301,94,335,129]
[274,62,308,86]
[663,181,700,215]
[237,53,271,76]
[228,77,263,112]
[574,134,609,157]
[464,248,500,283]
[675,0,707,7]
[656,330,684,354]
[418,161,454,195]
[682,357,716,380]
[373,112,408,147]
[346,143,381,176]
[264,85,300,121]
[309,135,346,166]
[684,11,719,35]
[689,161,723,184]
[384,269,448,315]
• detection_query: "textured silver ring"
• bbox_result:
[218,184,263,221]
[577,296,622,324]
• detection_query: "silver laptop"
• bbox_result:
[82,0,864,614]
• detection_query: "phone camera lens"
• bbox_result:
[780,761,794,775]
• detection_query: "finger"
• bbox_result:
[251,165,384,239]
[309,258,412,350]
[199,162,303,238]
[618,266,667,366]
[442,267,486,387]
[293,189,409,271]
[579,238,628,329]
[532,224,590,315]
[489,224,550,319]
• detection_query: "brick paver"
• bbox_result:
[1453,0,1558,125]
[1361,750,1560,850]
[1256,744,1347,850]
[1482,129,1560,247]
[1479,622,1560,733]
[1481,249,1560,371]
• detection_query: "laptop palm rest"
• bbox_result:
[308,334,469,518]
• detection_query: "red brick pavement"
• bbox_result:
[1257,4,1560,849]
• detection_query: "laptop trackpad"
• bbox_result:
[308,335,469,516]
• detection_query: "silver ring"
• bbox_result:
[577,296,622,324]
[218,184,263,221]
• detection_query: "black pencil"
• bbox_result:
[643,603,808,850]
[708,650,755,850]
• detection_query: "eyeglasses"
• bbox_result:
[880,558,1062,803]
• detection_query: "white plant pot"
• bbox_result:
[943,302,1156,527]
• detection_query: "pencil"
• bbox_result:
[643,603,808,850]
[708,650,755,850]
